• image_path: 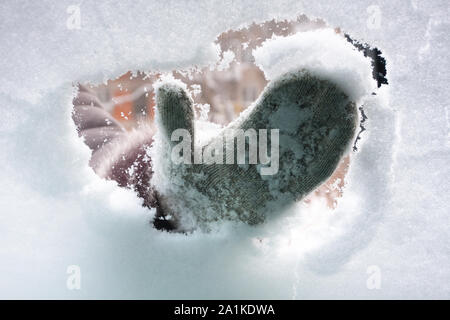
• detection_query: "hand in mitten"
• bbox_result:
[154,69,358,230]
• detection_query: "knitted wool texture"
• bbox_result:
[155,70,357,229]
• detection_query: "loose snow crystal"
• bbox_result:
[0,0,448,299]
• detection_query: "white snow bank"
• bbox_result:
[253,29,376,101]
[0,0,448,299]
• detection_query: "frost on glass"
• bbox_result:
[0,1,448,299]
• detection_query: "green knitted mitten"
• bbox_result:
[154,70,357,229]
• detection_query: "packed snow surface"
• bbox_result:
[0,0,449,299]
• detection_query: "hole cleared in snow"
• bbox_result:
[71,16,387,232]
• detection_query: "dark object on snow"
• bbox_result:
[345,34,388,88]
